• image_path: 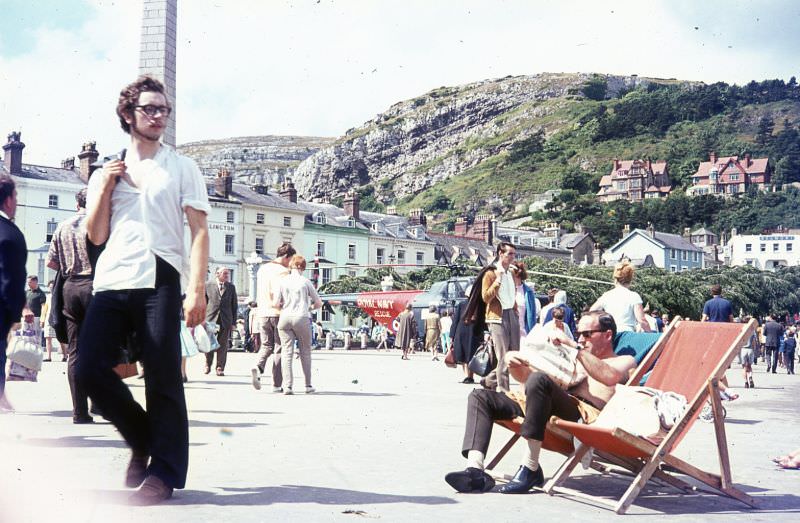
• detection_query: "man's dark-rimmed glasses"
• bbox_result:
[135,105,172,117]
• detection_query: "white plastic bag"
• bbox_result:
[180,321,199,358]
[194,323,213,353]
[8,335,43,371]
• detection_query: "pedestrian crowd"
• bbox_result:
[2,77,799,511]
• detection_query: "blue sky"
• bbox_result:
[2,0,799,166]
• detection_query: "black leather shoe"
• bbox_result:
[73,415,94,424]
[125,452,150,488]
[444,467,495,493]
[499,465,544,494]
[128,475,173,505]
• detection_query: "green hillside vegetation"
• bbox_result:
[396,77,800,244]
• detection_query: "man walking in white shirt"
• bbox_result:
[77,76,209,505]
[251,242,295,392]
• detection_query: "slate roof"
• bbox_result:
[558,232,592,249]
[5,163,85,185]
[429,232,494,266]
[609,229,703,253]
[215,182,304,212]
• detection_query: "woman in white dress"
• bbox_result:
[590,260,650,332]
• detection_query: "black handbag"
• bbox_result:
[48,270,69,345]
[468,337,496,377]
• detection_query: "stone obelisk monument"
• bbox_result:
[138,0,177,147]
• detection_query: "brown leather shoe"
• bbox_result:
[128,475,173,506]
[125,451,149,488]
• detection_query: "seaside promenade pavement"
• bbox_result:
[1,347,799,522]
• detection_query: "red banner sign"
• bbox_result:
[356,290,422,333]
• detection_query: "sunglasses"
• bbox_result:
[577,329,606,338]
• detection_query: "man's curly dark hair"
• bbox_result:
[116,76,169,134]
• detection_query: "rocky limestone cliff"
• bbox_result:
[178,135,335,187]
[291,73,645,202]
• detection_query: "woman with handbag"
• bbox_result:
[274,255,322,394]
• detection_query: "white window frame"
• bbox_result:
[256,213,265,225]
[317,241,326,257]
[226,211,234,224]
[283,216,291,227]
[48,194,58,208]
[224,234,234,255]
[416,251,424,265]
[377,248,385,265]
[348,244,356,261]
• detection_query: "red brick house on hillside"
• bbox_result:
[597,159,672,203]
[687,152,771,196]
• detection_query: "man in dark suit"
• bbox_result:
[205,266,238,376]
[0,174,27,412]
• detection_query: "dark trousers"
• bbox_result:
[766,347,778,373]
[63,275,93,419]
[205,324,231,371]
[76,258,188,489]
[0,340,6,399]
[786,350,795,374]
[461,372,581,456]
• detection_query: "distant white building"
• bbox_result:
[725,232,800,271]
[2,132,91,283]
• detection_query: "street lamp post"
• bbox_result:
[245,251,263,301]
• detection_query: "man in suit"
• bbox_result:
[0,174,27,412]
[205,266,238,376]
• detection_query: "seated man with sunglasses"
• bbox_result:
[444,311,637,494]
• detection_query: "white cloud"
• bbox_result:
[2,0,798,166]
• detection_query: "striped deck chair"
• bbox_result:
[544,319,758,514]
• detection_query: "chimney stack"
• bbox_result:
[3,131,25,175]
[647,223,655,238]
[408,208,427,227]
[214,168,233,199]
[613,158,620,171]
[61,157,75,170]
[623,224,631,235]
[77,141,99,182]
[744,153,752,168]
[709,151,717,164]
[454,216,468,236]
[474,213,494,244]
[280,177,297,203]
[344,189,360,220]
[683,227,691,238]
[386,205,397,216]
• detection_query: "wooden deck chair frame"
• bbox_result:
[485,322,675,480]
[542,319,758,515]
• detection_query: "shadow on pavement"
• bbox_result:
[310,392,397,397]
[25,410,73,418]
[189,419,269,428]
[171,485,458,506]
[189,410,280,415]
[558,474,800,514]
[22,435,209,448]
[724,418,762,425]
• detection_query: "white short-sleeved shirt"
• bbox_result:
[87,145,210,292]
[594,286,643,332]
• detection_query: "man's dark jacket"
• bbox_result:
[0,215,27,348]
[463,263,497,337]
